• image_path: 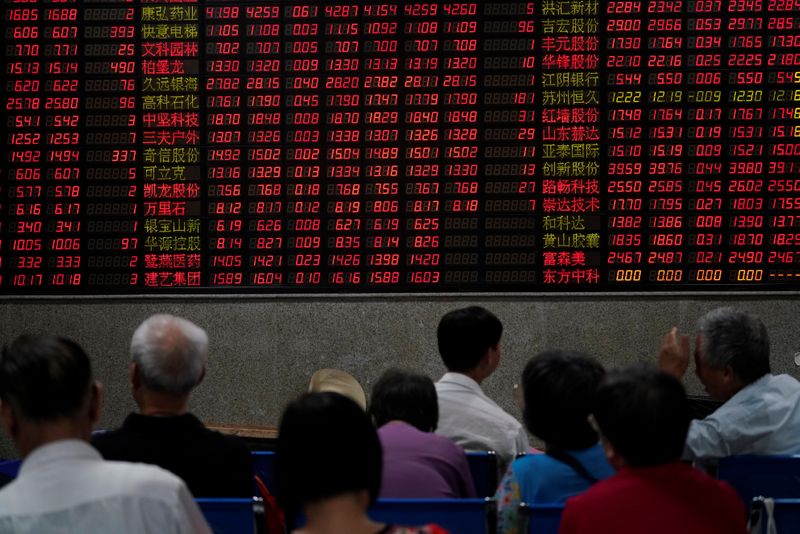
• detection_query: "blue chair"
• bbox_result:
[717,455,800,504]
[0,460,21,479]
[749,497,800,534]
[519,503,563,534]
[466,451,498,498]
[251,451,276,492]
[196,498,256,534]
[369,498,494,534]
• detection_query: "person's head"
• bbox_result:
[308,368,367,411]
[0,335,101,456]
[695,307,770,401]
[592,365,690,469]
[369,369,438,432]
[437,306,503,379]
[129,314,208,401]
[522,350,605,450]
[275,392,382,521]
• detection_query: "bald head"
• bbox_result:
[130,315,208,395]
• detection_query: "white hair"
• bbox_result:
[130,314,208,395]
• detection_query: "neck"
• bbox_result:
[136,390,190,417]
[17,419,89,458]
[460,368,486,385]
[300,492,381,534]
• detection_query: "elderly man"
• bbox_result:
[92,314,252,496]
[659,307,800,459]
[0,335,209,533]
[434,306,529,470]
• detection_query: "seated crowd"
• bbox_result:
[0,305,798,533]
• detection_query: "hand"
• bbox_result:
[659,327,690,379]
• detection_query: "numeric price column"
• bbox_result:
[479,2,538,288]
[325,3,363,288]
[243,4,284,287]
[685,0,726,284]
[765,0,800,282]
[84,2,140,290]
[43,2,82,289]
[361,4,401,287]
[2,3,44,289]
[605,0,646,285]
[141,3,201,288]
[205,5,245,287]
[284,4,323,288]
[438,2,479,288]
[644,0,686,285]
[725,0,767,284]
[401,2,440,288]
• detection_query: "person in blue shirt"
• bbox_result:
[495,350,615,534]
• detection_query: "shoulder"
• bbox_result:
[100,460,188,501]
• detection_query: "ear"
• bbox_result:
[196,366,206,386]
[88,381,103,426]
[130,362,140,389]
[0,400,20,441]
[600,435,626,471]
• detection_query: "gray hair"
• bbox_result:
[130,314,208,394]
[697,307,770,384]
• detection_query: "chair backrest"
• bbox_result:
[196,498,256,534]
[466,451,498,498]
[0,460,21,479]
[518,502,564,534]
[718,455,800,504]
[251,451,276,492]
[750,498,800,534]
[369,498,494,534]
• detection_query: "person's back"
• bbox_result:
[0,335,210,534]
[91,314,252,496]
[434,307,529,468]
[276,392,449,534]
[560,366,746,534]
[560,461,744,534]
[0,440,206,534]
[92,412,252,497]
[371,370,475,499]
[496,351,613,534]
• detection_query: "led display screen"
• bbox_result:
[1,0,799,292]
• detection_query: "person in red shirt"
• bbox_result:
[559,365,748,534]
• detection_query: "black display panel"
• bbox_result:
[1,0,799,293]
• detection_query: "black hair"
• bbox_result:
[698,307,770,385]
[0,335,92,421]
[522,350,605,450]
[275,392,382,522]
[370,369,438,432]
[437,306,503,372]
[592,365,690,468]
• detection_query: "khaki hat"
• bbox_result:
[308,368,367,411]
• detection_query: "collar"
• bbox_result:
[20,439,101,476]
[726,373,773,404]
[439,372,485,394]
[619,461,689,478]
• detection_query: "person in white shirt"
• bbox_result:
[0,335,211,534]
[434,306,530,470]
[659,307,800,459]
